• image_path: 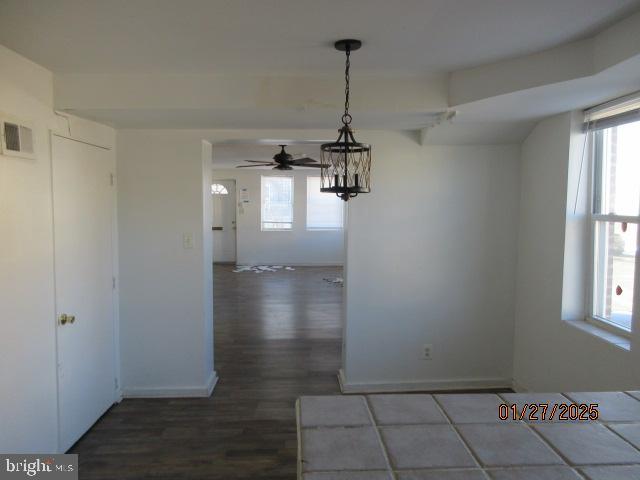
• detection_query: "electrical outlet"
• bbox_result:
[423,344,433,360]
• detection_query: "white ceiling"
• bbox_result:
[1,0,638,75]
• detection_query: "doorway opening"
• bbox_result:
[210,140,347,402]
[212,179,237,264]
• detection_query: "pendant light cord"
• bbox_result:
[342,47,352,126]
[573,121,591,214]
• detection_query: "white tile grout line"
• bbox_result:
[499,391,640,462]
[566,390,640,456]
[362,395,397,480]
[297,393,640,479]
[496,392,588,480]
[430,394,492,480]
[623,391,640,401]
[602,422,640,456]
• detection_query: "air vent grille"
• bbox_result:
[4,123,20,151]
[1,119,36,159]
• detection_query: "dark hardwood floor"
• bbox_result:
[71,264,343,479]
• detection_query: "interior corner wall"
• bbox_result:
[211,168,345,266]
[512,112,640,392]
[0,44,116,452]
[117,130,214,396]
[342,131,520,391]
[0,44,59,453]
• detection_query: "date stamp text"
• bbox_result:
[499,403,599,421]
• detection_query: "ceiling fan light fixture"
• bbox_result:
[235,144,323,170]
[321,39,372,201]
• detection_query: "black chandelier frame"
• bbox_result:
[320,39,372,201]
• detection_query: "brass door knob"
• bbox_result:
[68,315,76,324]
[58,314,68,325]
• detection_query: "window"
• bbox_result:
[306,176,344,230]
[211,183,229,195]
[589,114,640,333]
[261,176,293,230]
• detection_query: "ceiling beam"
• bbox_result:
[449,11,640,107]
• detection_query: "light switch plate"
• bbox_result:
[183,233,194,249]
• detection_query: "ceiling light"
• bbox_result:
[320,39,371,201]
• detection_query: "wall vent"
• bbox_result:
[1,118,36,159]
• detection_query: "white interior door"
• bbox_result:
[52,135,116,452]
[212,179,237,263]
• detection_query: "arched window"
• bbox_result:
[211,183,229,195]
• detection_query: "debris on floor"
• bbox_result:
[232,265,295,273]
[323,277,344,285]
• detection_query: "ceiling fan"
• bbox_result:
[236,145,323,170]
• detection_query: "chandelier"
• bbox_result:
[320,39,371,201]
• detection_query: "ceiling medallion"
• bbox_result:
[320,39,372,201]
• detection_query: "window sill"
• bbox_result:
[565,319,631,351]
[261,227,293,232]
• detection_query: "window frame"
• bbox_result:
[211,183,229,195]
[586,126,640,337]
[305,176,344,231]
[260,175,294,232]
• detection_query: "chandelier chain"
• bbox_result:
[342,47,352,126]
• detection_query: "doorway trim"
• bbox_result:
[212,178,238,264]
[50,132,120,453]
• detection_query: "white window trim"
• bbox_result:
[585,126,640,337]
[260,175,294,232]
[584,315,632,339]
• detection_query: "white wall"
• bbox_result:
[0,44,59,454]
[0,45,115,452]
[117,131,215,397]
[512,113,640,392]
[117,129,521,393]
[114,128,348,399]
[342,131,521,391]
[212,168,345,266]
[201,141,214,385]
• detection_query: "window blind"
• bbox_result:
[584,91,640,131]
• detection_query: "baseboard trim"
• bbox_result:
[338,369,512,394]
[205,370,218,396]
[511,379,529,393]
[123,371,218,398]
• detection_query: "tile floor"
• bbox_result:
[297,392,640,479]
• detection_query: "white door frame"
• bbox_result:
[212,178,237,264]
[50,132,120,453]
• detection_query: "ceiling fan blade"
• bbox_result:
[243,159,274,163]
[294,163,324,168]
[236,163,276,168]
[292,157,318,164]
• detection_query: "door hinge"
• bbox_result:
[112,277,116,290]
[110,173,115,186]
[114,378,119,390]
